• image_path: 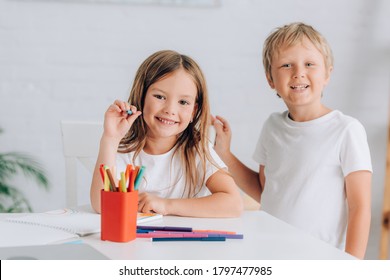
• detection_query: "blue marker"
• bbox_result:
[127,109,133,115]
[134,166,146,190]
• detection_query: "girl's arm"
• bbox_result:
[345,170,372,259]
[90,136,120,213]
[212,115,263,202]
[90,100,141,213]
[138,170,243,218]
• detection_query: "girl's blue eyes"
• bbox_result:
[179,100,190,105]
[153,95,190,105]
[154,94,165,100]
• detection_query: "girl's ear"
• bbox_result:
[191,103,198,122]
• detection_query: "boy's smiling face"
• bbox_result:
[267,37,333,111]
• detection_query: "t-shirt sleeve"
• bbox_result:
[204,142,227,182]
[340,120,373,176]
[252,123,268,166]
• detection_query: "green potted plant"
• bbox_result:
[0,128,50,212]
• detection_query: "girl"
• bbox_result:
[90,50,243,217]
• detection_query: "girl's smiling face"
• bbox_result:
[143,68,198,146]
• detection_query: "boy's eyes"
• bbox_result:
[280,63,315,68]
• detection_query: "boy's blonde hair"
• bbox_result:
[263,22,334,81]
[118,50,216,197]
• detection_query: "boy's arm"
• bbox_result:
[218,151,264,203]
[212,115,263,202]
[138,169,244,217]
[345,170,372,259]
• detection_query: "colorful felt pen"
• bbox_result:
[99,164,105,182]
[129,167,136,192]
[105,168,117,192]
[207,233,244,239]
[103,166,110,192]
[137,225,192,232]
[134,166,145,190]
[120,171,127,192]
[137,233,208,238]
[152,237,226,242]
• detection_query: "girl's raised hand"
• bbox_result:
[103,99,142,142]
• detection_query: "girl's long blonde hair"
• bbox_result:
[118,50,216,197]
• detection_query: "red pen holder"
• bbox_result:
[101,190,138,242]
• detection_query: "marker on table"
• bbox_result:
[193,229,236,234]
[152,237,226,242]
[207,233,244,239]
[137,233,208,238]
[137,225,192,232]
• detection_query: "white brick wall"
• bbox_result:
[0,0,389,259]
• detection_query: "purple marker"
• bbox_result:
[137,225,192,232]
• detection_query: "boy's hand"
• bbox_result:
[211,115,232,157]
[138,192,168,215]
[103,99,142,142]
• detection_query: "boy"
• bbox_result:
[213,22,372,259]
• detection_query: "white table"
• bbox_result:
[82,211,354,260]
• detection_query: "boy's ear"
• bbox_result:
[324,66,333,85]
[266,73,275,89]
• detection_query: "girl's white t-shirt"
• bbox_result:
[116,144,226,199]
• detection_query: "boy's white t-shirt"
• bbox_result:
[253,110,372,249]
[116,144,225,198]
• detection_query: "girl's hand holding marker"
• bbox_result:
[103,100,141,143]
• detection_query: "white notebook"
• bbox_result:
[6,208,100,237]
[4,208,163,245]
[0,221,79,247]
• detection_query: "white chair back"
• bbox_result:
[61,121,103,207]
